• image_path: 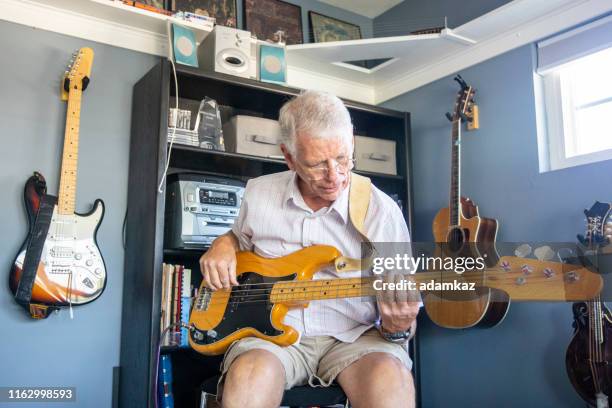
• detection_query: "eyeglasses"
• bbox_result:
[298,157,355,181]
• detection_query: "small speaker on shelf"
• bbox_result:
[198,26,252,78]
[258,43,287,84]
[170,23,198,67]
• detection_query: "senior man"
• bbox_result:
[200,90,419,408]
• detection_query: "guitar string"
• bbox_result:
[197,264,583,292]
[192,266,589,306]
[65,78,82,312]
[588,299,601,393]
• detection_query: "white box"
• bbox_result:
[354,135,397,175]
[223,116,283,159]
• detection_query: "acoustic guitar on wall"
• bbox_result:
[9,48,106,319]
[426,75,511,329]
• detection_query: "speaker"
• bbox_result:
[171,23,198,67]
[198,26,252,78]
[258,43,287,84]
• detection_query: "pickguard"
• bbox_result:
[191,272,297,345]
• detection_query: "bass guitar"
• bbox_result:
[428,75,510,329]
[189,245,602,356]
[9,48,106,319]
[566,202,611,408]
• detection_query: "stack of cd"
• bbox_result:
[168,128,199,146]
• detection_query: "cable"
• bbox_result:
[122,208,127,251]
[157,51,179,194]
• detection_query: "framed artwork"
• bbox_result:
[171,0,237,27]
[244,0,303,45]
[140,0,166,9]
[309,11,362,43]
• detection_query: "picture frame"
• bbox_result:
[171,0,237,27]
[244,0,303,45]
[139,0,167,9]
[308,11,362,43]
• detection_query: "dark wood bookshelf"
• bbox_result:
[119,59,416,408]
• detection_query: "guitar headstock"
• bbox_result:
[491,256,603,301]
[446,75,476,123]
[61,47,94,101]
[577,201,612,247]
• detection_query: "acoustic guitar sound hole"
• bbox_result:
[447,227,465,253]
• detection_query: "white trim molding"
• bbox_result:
[1,0,611,105]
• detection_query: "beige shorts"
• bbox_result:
[217,329,412,397]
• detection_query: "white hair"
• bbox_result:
[278,90,353,155]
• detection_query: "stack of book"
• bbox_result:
[161,264,193,347]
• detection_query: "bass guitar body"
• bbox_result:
[189,245,341,356]
[9,172,106,308]
[566,301,612,407]
[426,197,510,328]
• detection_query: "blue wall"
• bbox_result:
[374,0,511,37]
[382,40,612,408]
[0,21,156,408]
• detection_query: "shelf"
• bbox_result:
[168,143,405,180]
[164,248,207,258]
[173,65,404,117]
[5,0,609,104]
[160,344,192,354]
[287,28,476,70]
[170,144,286,165]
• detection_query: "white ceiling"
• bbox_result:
[317,0,404,18]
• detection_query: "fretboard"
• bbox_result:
[57,84,82,215]
[270,271,487,303]
[450,119,461,225]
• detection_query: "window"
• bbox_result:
[535,15,612,172]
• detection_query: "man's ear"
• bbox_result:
[280,144,296,171]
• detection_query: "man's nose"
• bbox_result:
[325,161,340,182]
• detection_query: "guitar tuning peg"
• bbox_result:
[445,112,453,122]
[514,243,532,258]
[534,245,555,261]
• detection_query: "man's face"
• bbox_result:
[282,132,353,202]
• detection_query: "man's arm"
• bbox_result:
[372,203,420,338]
[199,231,240,290]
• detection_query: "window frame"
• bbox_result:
[538,48,612,172]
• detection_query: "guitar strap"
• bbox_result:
[15,193,60,319]
[334,172,375,273]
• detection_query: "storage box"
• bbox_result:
[222,115,283,158]
[354,135,397,175]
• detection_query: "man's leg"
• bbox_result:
[336,352,415,408]
[222,349,285,408]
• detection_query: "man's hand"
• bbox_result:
[199,232,240,290]
[376,272,420,333]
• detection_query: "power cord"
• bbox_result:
[158,46,180,194]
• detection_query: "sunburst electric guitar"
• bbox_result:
[189,245,602,356]
[9,48,106,319]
